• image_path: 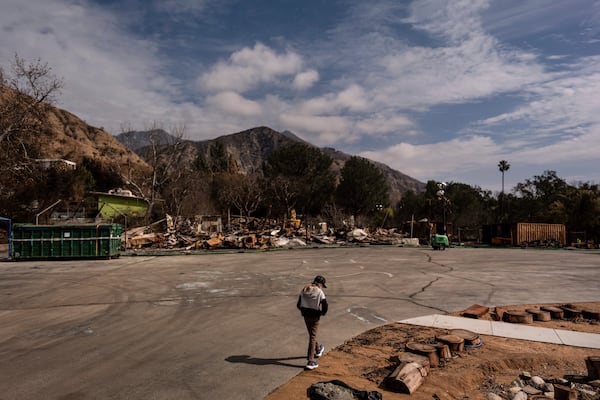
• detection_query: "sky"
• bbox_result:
[1,0,599,193]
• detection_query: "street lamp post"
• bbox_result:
[436,182,447,235]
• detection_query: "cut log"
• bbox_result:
[461,304,490,319]
[582,310,600,321]
[525,308,552,322]
[449,329,479,341]
[385,361,429,394]
[560,306,582,319]
[540,306,564,319]
[502,311,533,324]
[450,329,482,348]
[434,343,452,359]
[405,342,440,367]
[493,307,506,321]
[435,334,465,352]
[554,384,578,400]
[586,356,600,380]
[396,352,430,368]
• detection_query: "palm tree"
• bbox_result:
[498,160,510,222]
[498,160,510,195]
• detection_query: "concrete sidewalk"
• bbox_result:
[399,315,600,349]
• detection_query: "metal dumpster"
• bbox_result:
[11,223,122,260]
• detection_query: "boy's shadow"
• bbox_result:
[225,355,306,369]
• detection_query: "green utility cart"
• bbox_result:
[11,223,122,260]
[431,234,449,250]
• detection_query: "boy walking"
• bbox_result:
[297,275,328,370]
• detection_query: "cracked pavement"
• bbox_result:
[0,247,598,399]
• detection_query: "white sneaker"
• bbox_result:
[315,344,324,358]
[305,360,319,370]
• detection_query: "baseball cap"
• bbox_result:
[313,275,327,288]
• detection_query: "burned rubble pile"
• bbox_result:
[122,214,420,251]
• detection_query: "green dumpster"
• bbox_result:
[11,223,122,260]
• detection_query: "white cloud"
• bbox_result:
[279,113,352,143]
[198,43,303,93]
[403,0,490,43]
[516,125,600,164]
[298,84,369,114]
[477,56,600,154]
[361,115,600,191]
[206,91,262,116]
[325,0,551,117]
[370,34,546,111]
[355,114,415,136]
[292,69,319,90]
[361,135,500,182]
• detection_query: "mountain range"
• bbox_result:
[116,126,425,204]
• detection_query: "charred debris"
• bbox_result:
[123,214,420,253]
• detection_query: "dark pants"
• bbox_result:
[303,316,320,361]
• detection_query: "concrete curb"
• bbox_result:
[399,314,600,349]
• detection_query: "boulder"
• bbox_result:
[308,380,382,400]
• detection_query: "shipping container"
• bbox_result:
[482,222,566,247]
[11,223,122,260]
[512,222,566,247]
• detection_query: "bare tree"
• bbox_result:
[0,54,63,211]
[0,54,63,146]
[137,122,188,221]
[267,175,298,224]
[116,121,188,220]
[215,173,264,220]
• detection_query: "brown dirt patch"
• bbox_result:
[265,302,600,400]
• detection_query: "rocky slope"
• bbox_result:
[33,106,151,179]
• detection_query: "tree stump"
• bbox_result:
[461,304,489,319]
[405,342,440,367]
[540,306,564,319]
[554,384,578,400]
[502,311,533,324]
[449,329,482,348]
[435,334,465,352]
[526,308,552,321]
[582,310,600,321]
[434,343,452,359]
[385,362,429,394]
[586,356,600,380]
[493,307,507,321]
[560,306,582,319]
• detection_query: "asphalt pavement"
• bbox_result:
[0,246,598,399]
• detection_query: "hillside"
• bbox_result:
[118,126,425,204]
[22,105,152,183]
[44,109,150,175]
